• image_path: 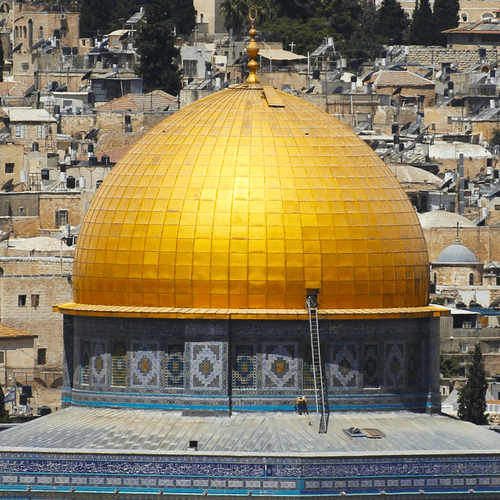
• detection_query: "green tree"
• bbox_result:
[490,129,500,148]
[0,384,8,423]
[376,0,411,45]
[79,0,116,37]
[408,0,439,46]
[440,353,459,378]
[262,16,331,56]
[221,0,277,38]
[136,0,194,95]
[457,344,488,425]
[433,0,459,46]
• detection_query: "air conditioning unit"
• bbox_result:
[60,14,67,20]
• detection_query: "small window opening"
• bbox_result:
[37,347,46,365]
[18,294,26,307]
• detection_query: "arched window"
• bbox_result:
[469,273,474,285]
[433,272,437,285]
[38,26,43,39]
[0,3,9,13]
[14,26,18,39]
[461,13,468,22]
[23,26,27,38]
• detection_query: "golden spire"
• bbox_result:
[245,6,259,84]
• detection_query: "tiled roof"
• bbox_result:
[0,81,31,97]
[96,90,177,112]
[100,146,132,163]
[372,70,434,88]
[0,323,36,339]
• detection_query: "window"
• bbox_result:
[460,343,469,353]
[5,163,14,173]
[18,206,25,215]
[15,125,25,139]
[14,26,18,38]
[38,26,43,39]
[37,348,46,365]
[111,341,127,387]
[21,62,29,72]
[0,351,4,364]
[55,209,68,227]
[433,272,437,284]
[469,273,474,285]
[165,344,185,388]
[18,295,26,307]
[232,345,256,389]
[23,26,26,38]
[31,294,39,307]
[37,125,46,139]
[183,60,197,77]
[81,340,90,384]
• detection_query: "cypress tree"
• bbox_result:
[433,0,459,46]
[457,344,488,425]
[376,0,410,45]
[408,0,439,46]
[135,0,195,95]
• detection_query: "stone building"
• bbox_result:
[0,238,73,410]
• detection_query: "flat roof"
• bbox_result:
[0,406,499,456]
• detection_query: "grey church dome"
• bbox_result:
[435,238,480,264]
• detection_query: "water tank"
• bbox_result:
[67,176,76,189]
[41,169,49,180]
[101,155,110,166]
[312,69,320,80]
[79,176,86,189]
[19,394,28,405]
[21,385,32,398]
[89,156,98,166]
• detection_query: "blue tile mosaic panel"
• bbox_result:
[80,339,90,385]
[385,341,405,388]
[111,340,127,387]
[262,342,298,390]
[362,344,379,388]
[190,342,223,390]
[91,340,108,386]
[233,345,256,389]
[330,343,360,389]
[165,344,185,388]
[131,341,161,388]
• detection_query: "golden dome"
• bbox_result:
[72,84,429,312]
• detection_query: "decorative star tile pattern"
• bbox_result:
[190,343,223,390]
[262,342,298,390]
[330,343,360,389]
[130,342,161,388]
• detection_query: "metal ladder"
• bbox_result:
[307,298,328,433]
